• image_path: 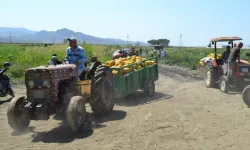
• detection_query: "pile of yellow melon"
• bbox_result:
[207,53,222,59]
[104,55,155,76]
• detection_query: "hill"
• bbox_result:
[0,27,145,45]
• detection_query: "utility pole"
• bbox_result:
[10,32,12,44]
[179,33,183,49]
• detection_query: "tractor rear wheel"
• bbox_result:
[204,65,217,88]
[242,85,250,107]
[220,75,229,93]
[90,66,115,116]
[67,96,87,132]
[7,96,30,132]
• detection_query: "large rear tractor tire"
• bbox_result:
[90,65,115,116]
[143,79,155,97]
[242,85,250,107]
[220,75,229,93]
[7,96,30,132]
[204,65,217,88]
[67,96,87,132]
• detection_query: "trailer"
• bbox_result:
[110,56,159,98]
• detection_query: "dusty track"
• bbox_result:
[0,65,250,150]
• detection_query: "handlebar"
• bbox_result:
[0,68,8,75]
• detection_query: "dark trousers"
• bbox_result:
[79,70,86,81]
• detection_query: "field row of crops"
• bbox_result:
[1,44,250,80]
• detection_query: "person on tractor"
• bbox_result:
[221,45,231,63]
[48,54,62,65]
[65,36,88,81]
[227,42,243,80]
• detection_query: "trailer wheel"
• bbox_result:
[242,85,250,107]
[67,96,87,132]
[143,79,155,97]
[220,75,229,93]
[90,66,115,115]
[7,96,30,132]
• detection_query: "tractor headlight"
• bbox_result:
[28,81,35,87]
[43,80,50,87]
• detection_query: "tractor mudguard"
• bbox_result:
[87,61,102,79]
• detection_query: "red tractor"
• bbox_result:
[202,36,250,93]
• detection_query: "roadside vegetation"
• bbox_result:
[1,44,250,81]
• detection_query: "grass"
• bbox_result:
[1,44,250,81]
[160,47,250,70]
[0,44,114,80]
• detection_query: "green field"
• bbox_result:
[1,44,250,81]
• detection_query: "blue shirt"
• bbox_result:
[65,46,87,74]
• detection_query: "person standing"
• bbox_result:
[227,42,243,80]
[221,45,231,62]
[65,37,88,80]
[139,47,142,56]
[161,49,166,60]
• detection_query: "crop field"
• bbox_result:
[1,44,250,80]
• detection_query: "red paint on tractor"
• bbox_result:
[211,59,217,67]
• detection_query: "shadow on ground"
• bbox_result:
[90,110,127,129]
[31,110,126,143]
[31,123,93,143]
[115,91,173,107]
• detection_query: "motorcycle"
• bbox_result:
[0,62,14,97]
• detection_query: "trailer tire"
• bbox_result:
[7,96,30,132]
[143,79,155,97]
[90,66,115,116]
[67,96,87,132]
[242,85,250,107]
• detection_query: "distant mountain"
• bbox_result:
[0,27,37,37]
[0,27,145,45]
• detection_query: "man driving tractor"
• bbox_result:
[221,45,231,62]
[65,36,88,80]
[227,42,243,80]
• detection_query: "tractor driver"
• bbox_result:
[65,37,88,80]
[221,45,231,62]
[227,42,243,80]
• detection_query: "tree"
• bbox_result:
[207,43,211,47]
[147,39,170,47]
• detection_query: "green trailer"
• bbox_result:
[110,56,159,98]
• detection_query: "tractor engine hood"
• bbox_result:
[25,64,78,102]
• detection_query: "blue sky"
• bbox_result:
[1,0,250,46]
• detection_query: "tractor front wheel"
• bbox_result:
[7,96,30,132]
[220,75,229,93]
[67,96,87,132]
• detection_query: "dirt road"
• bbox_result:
[1,65,250,150]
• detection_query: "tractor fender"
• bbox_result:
[87,61,102,79]
[205,59,217,68]
[238,60,250,65]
